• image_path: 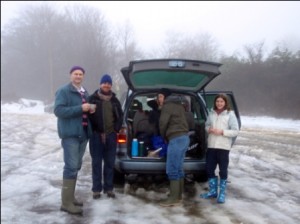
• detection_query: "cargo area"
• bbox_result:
[126,93,207,160]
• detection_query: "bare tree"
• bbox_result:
[1,3,64,101]
[1,3,119,101]
[110,20,144,97]
[158,31,184,58]
[276,35,300,54]
[243,41,265,64]
[158,31,220,61]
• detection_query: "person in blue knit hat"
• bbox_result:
[88,74,123,199]
[100,74,112,85]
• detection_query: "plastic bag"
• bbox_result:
[151,135,168,157]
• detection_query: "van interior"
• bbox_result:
[126,93,207,159]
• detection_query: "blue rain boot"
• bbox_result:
[200,177,218,199]
[217,179,227,203]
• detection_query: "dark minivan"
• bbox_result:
[114,59,241,188]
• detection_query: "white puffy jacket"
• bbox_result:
[206,109,239,151]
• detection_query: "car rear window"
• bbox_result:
[132,70,209,88]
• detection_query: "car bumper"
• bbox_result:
[115,157,206,174]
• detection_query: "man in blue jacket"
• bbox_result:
[54,66,94,215]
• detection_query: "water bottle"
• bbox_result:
[139,141,144,157]
[131,138,138,157]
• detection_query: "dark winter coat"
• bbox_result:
[88,89,123,134]
[159,95,189,141]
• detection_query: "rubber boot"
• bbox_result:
[166,178,183,201]
[200,177,218,199]
[217,179,227,203]
[178,178,184,202]
[60,179,83,215]
[73,179,83,206]
[159,180,181,207]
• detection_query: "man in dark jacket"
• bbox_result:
[158,88,190,207]
[88,74,123,199]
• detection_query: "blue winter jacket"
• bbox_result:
[54,82,93,139]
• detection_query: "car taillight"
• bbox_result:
[117,127,127,144]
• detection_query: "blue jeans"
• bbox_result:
[89,132,117,192]
[206,148,230,179]
[61,137,88,179]
[166,134,190,180]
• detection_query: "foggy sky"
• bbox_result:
[1,1,300,55]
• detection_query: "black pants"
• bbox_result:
[89,132,117,192]
[206,148,230,180]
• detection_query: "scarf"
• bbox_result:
[97,89,113,144]
[97,89,112,101]
[79,90,88,128]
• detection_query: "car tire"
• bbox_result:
[194,172,208,183]
[113,168,125,187]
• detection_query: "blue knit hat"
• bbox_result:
[69,65,85,74]
[100,74,112,85]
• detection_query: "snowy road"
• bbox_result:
[1,112,300,224]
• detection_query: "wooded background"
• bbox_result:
[1,4,299,119]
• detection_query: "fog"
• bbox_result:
[1,99,300,224]
[1,4,300,223]
[2,1,300,55]
[1,1,300,119]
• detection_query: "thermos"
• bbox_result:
[131,138,138,157]
[139,141,144,157]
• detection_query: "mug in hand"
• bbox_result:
[90,104,96,113]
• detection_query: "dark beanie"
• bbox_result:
[158,88,171,98]
[69,65,85,74]
[100,74,112,85]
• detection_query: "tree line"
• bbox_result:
[1,3,299,119]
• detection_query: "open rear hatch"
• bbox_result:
[121,59,222,92]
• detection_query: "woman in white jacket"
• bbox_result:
[200,94,239,203]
